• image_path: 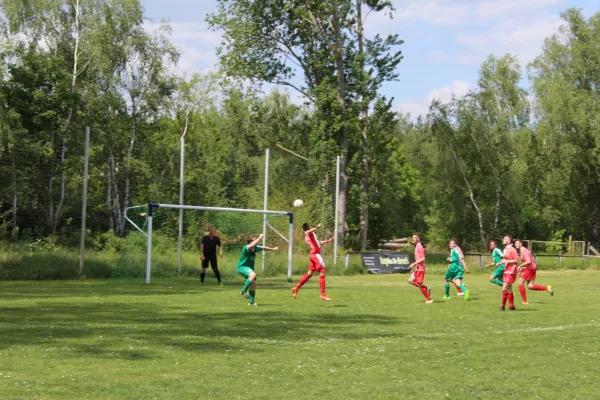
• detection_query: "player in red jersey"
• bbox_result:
[515,240,554,304]
[408,234,433,304]
[497,235,519,311]
[292,223,334,301]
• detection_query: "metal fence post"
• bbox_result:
[345,253,350,270]
[479,255,483,271]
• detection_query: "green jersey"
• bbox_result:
[237,244,264,270]
[492,248,504,265]
[450,248,462,269]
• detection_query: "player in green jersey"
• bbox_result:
[443,238,470,301]
[485,240,504,287]
[237,233,279,306]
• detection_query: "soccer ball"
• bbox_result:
[293,199,304,208]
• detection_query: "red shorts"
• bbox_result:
[410,271,425,285]
[309,254,326,272]
[503,273,516,284]
[520,269,537,281]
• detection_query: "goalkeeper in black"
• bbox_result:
[200,226,223,285]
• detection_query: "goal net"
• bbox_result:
[139,203,294,284]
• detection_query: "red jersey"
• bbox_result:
[503,245,519,275]
[305,231,321,255]
[520,247,537,270]
[414,242,426,272]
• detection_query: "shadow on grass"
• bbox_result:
[0,280,409,358]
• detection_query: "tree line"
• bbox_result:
[0,1,598,251]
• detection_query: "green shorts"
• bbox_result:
[237,266,255,279]
[491,266,505,280]
[445,267,464,281]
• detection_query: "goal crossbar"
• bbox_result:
[145,203,294,284]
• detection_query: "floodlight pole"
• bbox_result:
[333,155,340,265]
[262,149,270,271]
[288,212,294,281]
[79,126,90,275]
[146,204,154,285]
[177,136,185,275]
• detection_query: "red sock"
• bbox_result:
[419,286,431,300]
[295,274,311,290]
[501,293,508,307]
[519,284,527,302]
[531,285,548,291]
[410,281,419,287]
[319,275,326,295]
[453,282,463,293]
[508,293,515,308]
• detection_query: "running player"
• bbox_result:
[408,234,433,304]
[497,235,519,311]
[515,240,554,304]
[237,233,279,306]
[292,223,334,301]
[485,240,504,287]
[443,238,471,301]
[452,243,468,296]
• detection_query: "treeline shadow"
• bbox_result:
[0,281,410,360]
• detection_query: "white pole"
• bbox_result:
[262,149,270,271]
[288,215,294,281]
[177,136,185,275]
[345,253,349,270]
[79,126,90,275]
[146,208,154,285]
[333,156,340,265]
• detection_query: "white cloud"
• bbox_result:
[454,15,563,65]
[427,80,470,103]
[476,0,564,18]
[167,22,222,46]
[144,20,222,75]
[397,80,470,118]
[396,100,430,118]
[392,0,470,26]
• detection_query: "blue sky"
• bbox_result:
[142,0,597,117]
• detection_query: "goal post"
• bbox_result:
[144,203,294,284]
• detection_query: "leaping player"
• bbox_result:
[515,240,554,304]
[408,234,433,304]
[237,233,279,306]
[292,223,334,301]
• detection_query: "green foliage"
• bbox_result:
[1,1,600,286]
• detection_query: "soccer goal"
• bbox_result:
[143,203,294,284]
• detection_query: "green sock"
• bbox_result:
[444,284,450,297]
[249,290,256,303]
[459,283,468,292]
[242,278,252,293]
[491,279,503,286]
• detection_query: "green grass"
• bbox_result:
[1,271,599,399]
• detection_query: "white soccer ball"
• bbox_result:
[293,199,304,208]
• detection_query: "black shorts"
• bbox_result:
[202,254,218,269]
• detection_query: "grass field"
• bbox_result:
[1,271,599,399]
